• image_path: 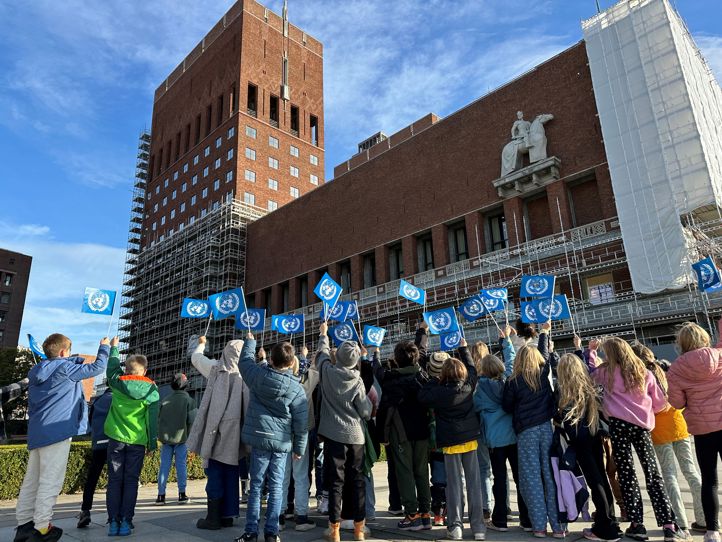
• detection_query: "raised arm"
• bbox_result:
[237,334,259,387]
[67,339,110,381]
[537,321,551,362]
[190,336,218,378]
[457,338,476,381]
[499,325,516,378]
[415,323,429,368]
[315,322,332,374]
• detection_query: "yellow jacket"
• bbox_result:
[651,405,689,445]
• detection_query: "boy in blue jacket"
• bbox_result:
[14,334,110,542]
[236,332,308,542]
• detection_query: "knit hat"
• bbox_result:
[336,341,362,369]
[427,352,450,379]
[171,373,188,390]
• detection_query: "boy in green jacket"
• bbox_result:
[104,349,160,536]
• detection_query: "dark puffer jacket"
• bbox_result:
[418,346,479,448]
[501,332,555,434]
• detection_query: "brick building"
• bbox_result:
[0,249,32,349]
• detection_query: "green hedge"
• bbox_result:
[0,442,206,501]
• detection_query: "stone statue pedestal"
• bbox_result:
[492,156,561,198]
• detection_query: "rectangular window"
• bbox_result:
[245,169,256,182]
[246,125,257,138]
[152,222,157,231]
[290,166,299,178]
[310,174,319,185]
[204,146,210,157]
[155,185,160,195]
[487,213,507,251]
[268,178,278,190]
[226,171,234,182]
[587,273,615,305]
[290,186,299,198]
[245,147,256,160]
[448,222,469,263]
[190,215,196,225]
[0,311,5,323]
[179,222,184,231]
[201,209,207,217]
[389,243,404,280]
[268,200,278,211]
[269,95,279,126]
[170,209,176,219]
[244,192,256,205]
[215,136,222,149]
[310,154,318,166]
[213,201,220,211]
[226,192,233,203]
[182,182,187,193]
[164,178,169,188]
[214,179,220,191]
[268,157,279,169]
[162,196,168,207]
[153,203,158,212]
[3,274,13,287]
[417,233,434,271]
[181,202,186,213]
[161,216,166,225]
[290,145,299,157]
[363,253,376,288]
[192,174,198,185]
[183,162,189,173]
[227,148,234,160]
[290,105,299,135]
[339,260,352,291]
[214,158,221,169]
[203,167,209,178]
[202,188,208,198]
[247,83,258,116]
[193,154,199,166]
[310,115,319,146]
[268,135,279,149]
[228,126,235,139]
[191,195,197,205]
[172,189,177,200]
[173,171,179,181]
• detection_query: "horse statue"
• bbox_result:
[500,112,554,177]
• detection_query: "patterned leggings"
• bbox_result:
[609,417,675,526]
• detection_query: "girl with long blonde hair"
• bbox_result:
[593,338,683,541]
[502,322,565,538]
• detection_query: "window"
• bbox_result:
[417,233,434,271]
[153,203,158,212]
[227,148,234,160]
[310,174,319,185]
[179,222,184,231]
[587,273,615,305]
[339,260,352,291]
[180,202,186,213]
[183,163,189,173]
[310,154,318,166]
[215,137,222,149]
[290,145,299,157]
[191,195,197,205]
[269,95,279,126]
[213,201,220,211]
[448,222,469,262]
[193,154,199,166]
[0,311,7,323]
[159,234,165,241]
[244,192,256,205]
[213,158,220,170]
[161,216,166,226]
[152,222,157,231]
[203,166,209,178]
[290,166,299,178]
[290,186,300,198]
[202,188,208,198]
[3,274,12,287]
[155,185,160,195]
[162,196,168,207]
[226,192,233,203]
[172,189,177,200]
[190,215,196,225]
[247,83,258,116]
[228,126,235,139]
[204,146,210,157]
[201,208,207,218]
[246,125,257,138]
[268,157,279,170]
[268,200,278,211]
[245,147,256,160]
[268,135,279,149]
[363,253,376,288]
[170,209,176,219]
[310,115,319,146]
[389,243,404,280]
[487,213,507,251]
[226,171,234,182]
[268,178,278,190]
[173,171,179,181]
[245,169,256,182]
[214,179,220,191]
[192,174,198,185]
[182,182,187,193]
[164,178,169,188]
[291,105,299,135]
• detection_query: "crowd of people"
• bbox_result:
[6,317,722,542]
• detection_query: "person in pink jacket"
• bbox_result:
[668,320,722,542]
[594,338,684,542]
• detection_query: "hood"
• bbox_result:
[477,376,504,403]
[389,365,420,377]
[674,347,722,381]
[30,357,84,385]
[220,340,244,373]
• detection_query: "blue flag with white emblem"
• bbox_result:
[520,275,556,298]
[27,334,47,360]
[180,298,211,319]
[480,289,506,313]
[208,288,246,320]
[330,322,360,347]
[423,307,460,335]
[692,256,722,292]
[458,295,486,322]
[272,314,305,334]
[321,300,359,322]
[363,325,386,347]
[236,308,266,331]
[440,330,463,351]
[399,279,426,306]
[534,295,572,321]
[81,287,117,316]
[344,301,359,321]
[314,273,343,317]
[521,301,542,324]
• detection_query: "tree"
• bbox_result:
[0,347,35,422]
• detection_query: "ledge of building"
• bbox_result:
[492,156,562,198]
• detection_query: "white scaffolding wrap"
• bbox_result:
[582,0,722,294]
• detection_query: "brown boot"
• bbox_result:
[354,520,366,542]
[326,521,340,542]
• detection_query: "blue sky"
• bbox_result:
[0,0,720,355]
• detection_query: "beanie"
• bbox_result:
[336,341,362,369]
[171,372,188,390]
[427,352,449,379]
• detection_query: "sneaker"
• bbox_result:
[691,524,707,534]
[487,523,508,532]
[235,533,258,542]
[108,521,120,537]
[475,533,486,541]
[126,520,134,530]
[446,526,463,541]
[582,527,621,542]
[703,532,721,542]
[521,523,533,532]
[295,517,316,532]
[155,494,166,506]
[553,531,568,539]
[28,526,63,542]
[14,521,35,542]
[398,514,423,531]
[664,527,692,542]
[279,515,285,532]
[118,520,131,537]
[387,507,404,516]
[433,515,446,527]
[534,531,547,538]
[77,510,91,529]
[421,513,432,530]
[264,535,280,542]
[625,524,649,541]
[178,492,190,504]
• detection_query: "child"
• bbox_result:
[77,386,113,528]
[501,322,566,538]
[470,341,493,520]
[236,332,308,542]
[14,334,109,542]
[593,338,684,542]
[668,320,722,542]
[187,336,247,530]
[418,338,486,541]
[632,343,703,538]
[156,372,197,506]
[315,321,372,542]
[104,343,160,536]
[474,326,530,532]
[554,352,619,542]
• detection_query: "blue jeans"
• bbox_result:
[282,444,311,517]
[366,472,376,519]
[517,423,564,533]
[158,443,188,495]
[476,440,493,511]
[245,448,288,536]
[205,459,240,519]
[106,439,145,522]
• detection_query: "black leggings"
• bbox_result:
[489,444,529,528]
[81,448,108,512]
[575,434,619,539]
[694,430,722,531]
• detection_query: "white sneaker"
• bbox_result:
[703,532,721,542]
[447,526,463,541]
[475,533,486,541]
